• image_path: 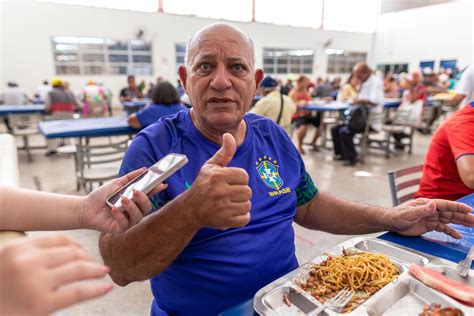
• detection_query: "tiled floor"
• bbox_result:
[11,123,431,315]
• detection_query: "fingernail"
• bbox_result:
[121,196,130,205]
[132,189,139,198]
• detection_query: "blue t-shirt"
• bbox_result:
[136,102,186,128]
[119,111,318,316]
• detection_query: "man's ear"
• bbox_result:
[254,68,264,91]
[178,66,188,91]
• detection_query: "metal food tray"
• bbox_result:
[254,237,473,315]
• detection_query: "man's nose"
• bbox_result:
[210,65,232,91]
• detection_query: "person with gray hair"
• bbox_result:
[99,23,474,315]
[249,76,296,134]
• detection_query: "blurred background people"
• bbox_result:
[290,75,321,154]
[337,74,360,102]
[120,75,143,102]
[79,80,109,117]
[127,81,186,129]
[249,76,296,135]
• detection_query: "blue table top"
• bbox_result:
[38,117,138,139]
[379,193,474,266]
[122,99,151,108]
[306,101,348,112]
[383,98,402,109]
[0,104,45,116]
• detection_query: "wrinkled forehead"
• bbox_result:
[186,26,254,67]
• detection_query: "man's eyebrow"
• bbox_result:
[226,57,250,65]
[194,53,217,61]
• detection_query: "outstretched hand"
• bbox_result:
[391,198,474,238]
[80,168,167,234]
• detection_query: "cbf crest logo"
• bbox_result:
[256,156,283,190]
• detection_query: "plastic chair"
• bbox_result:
[76,137,129,192]
[388,165,423,206]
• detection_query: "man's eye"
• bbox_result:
[199,63,211,71]
[232,64,244,72]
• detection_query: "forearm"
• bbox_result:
[0,186,83,231]
[295,191,392,234]
[99,193,200,286]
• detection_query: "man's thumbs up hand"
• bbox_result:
[185,133,252,230]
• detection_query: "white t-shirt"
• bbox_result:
[2,87,28,105]
[37,84,52,102]
[358,74,384,128]
[455,65,474,105]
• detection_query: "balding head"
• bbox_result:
[353,62,373,82]
[185,23,255,68]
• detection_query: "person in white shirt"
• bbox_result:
[1,82,30,105]
[450,64,474,106]
[36,80,52,103]
[331,62,384,166]
[352,62,384,130]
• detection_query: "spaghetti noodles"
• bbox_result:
[299,250,400,312]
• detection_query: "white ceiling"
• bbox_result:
[381,0,456,13]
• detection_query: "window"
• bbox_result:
[36,0,158,12]
[323,0,379,33]
[419,61,435,71]
[163,0,252,22]
[255,0,323,28]
[263,48,314,75]
[52,36,153,75]
[326,49,367,74]
[175,43,186,69]
[377,63,408,75]
[440,59,457,71]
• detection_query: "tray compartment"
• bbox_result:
[426,264,474,286]
[365,277,468,315]
[353,238,429,266]
[262,285,318,315]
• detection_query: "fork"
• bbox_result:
[456,245,474,277]
[308,288,354,316]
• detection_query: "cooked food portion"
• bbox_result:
[298,250,400,312]
[409,264,474,304]
[419,303,464,316]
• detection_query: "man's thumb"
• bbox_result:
[207,133,237,167]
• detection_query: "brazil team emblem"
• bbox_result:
[256,156,283,190]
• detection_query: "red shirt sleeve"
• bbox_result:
[449,120,474,159]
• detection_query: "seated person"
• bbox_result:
[332,62,384,166]
[290,75,321,154]
[99,23,474,316]
[120,75,143,103]
[127,81,186,129]
[448,64,474,107]
[388,79,424,149]
[415,101,474,201]
[249,76,296,135]
[337,74,359,102]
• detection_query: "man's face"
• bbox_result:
[179,27,263,132]
[128,77,136,88]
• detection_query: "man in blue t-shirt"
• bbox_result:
[99,24,474,316]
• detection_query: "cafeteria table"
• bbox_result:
[223,193,474,315]
[38,116,137,139]
[122,99,151,115]
[380,193,474,267]
[0,104,45,117]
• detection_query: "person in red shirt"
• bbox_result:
[415,102,474,200]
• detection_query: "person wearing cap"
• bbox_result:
[44,77,79,155]
[79,80,109,117]
[249,76,296,135]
